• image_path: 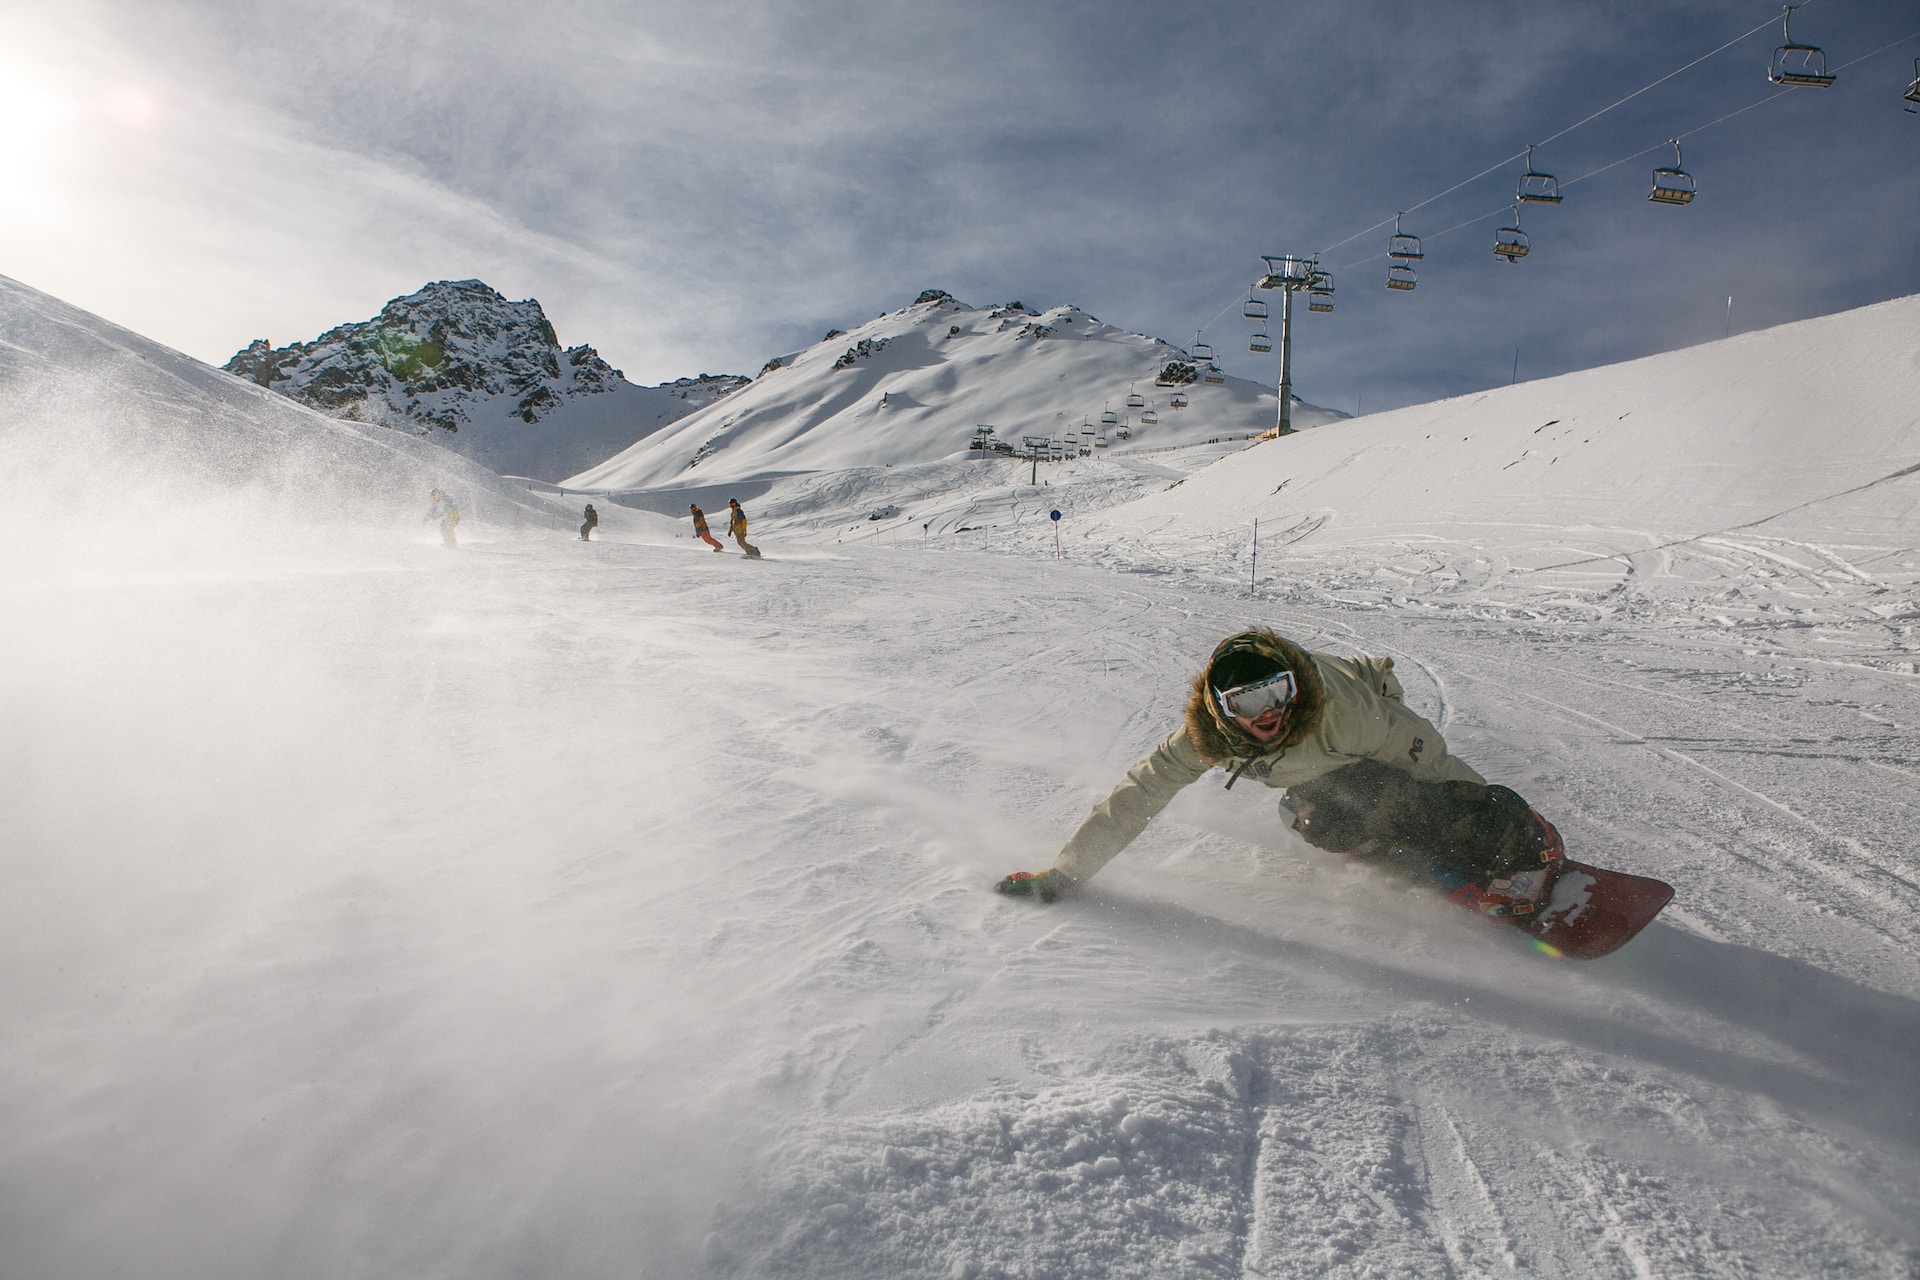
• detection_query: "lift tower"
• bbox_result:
[1256,255,1319,436]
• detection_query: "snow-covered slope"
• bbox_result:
[1089,291,1920,561]
[566,290,1344,493]
[225,279,748,482]
[6,279,1918,1279]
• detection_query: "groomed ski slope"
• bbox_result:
[4,281,1919,1279]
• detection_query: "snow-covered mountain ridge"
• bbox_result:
[225,279,748,482]
[566,289,1344,494]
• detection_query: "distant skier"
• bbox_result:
[996,629,1563,914]
[580,503,599,541]
[727,498,762,559]
[426,488,461,548]
[690,503,725,552]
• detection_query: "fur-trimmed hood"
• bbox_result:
[1182,629,1326,763]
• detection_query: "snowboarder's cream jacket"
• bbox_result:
[1051,631,1484,882]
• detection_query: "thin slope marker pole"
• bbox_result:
[1250,518,1258,596]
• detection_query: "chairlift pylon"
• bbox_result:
[1388,213,1423,261]
[1516,145,1562,204]
[1648,139,1696,205]
[1386,261,1417,292]
[1492,205,1530,262]
[1770,4,1836,88]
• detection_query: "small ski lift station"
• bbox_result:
[1647,140,1696,205]
[1492,206,1530,262]
[1769,5,1836,88]
[1516,146,1562,204]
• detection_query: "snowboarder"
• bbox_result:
[580,503,599,541]
[690,503,725,552]
[426,488,461,548]
[996,629,1563,913]
[727,498,762,558]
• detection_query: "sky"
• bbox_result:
[3,0,1916,417]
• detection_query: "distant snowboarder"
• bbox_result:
[998,629,1569,919]
[580,503,599,541]
[426,488,461,548]
[727,498,762,559]
[690,503,725,552]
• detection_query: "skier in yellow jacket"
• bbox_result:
[727,498,761,559]
[997,629,1562,912]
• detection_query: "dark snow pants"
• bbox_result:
[1286,759,1543,886]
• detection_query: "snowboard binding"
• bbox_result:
[1448,810,1565,918]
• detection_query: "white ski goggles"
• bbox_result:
[1215,669,1298,721]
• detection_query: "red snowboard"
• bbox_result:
[1505,860,1674,959]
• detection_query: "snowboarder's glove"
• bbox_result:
[996,869,1071,902]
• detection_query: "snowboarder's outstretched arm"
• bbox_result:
[996,727,1211,898]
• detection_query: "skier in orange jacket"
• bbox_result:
[690,504,725,551]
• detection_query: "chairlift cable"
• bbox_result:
[1824,26,1920,74]
[1324,38,1907,277]
[1310,6,1797,262]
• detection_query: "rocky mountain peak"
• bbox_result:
[223,279,747,481]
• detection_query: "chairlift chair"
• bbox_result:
[1139,409,1158,425]
[1492,205,1530,262]
[1648,139,1696,205]
[1100,406,1120,427]
[1169,391,1189,409]
[1905,58,1920,105]
[1386,262,1417,291]
[1307,271,1335,313]
[1115,423,1133,438]
[1125,387,1146,409]
[1516,145,1562,204]
[1388,213,1423,261]
[1191,341,1216,363]
[1203,365,1225,385]
[1243,294,1269,321]
[1769,5,1836,88]
[1249,329,1272,353]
